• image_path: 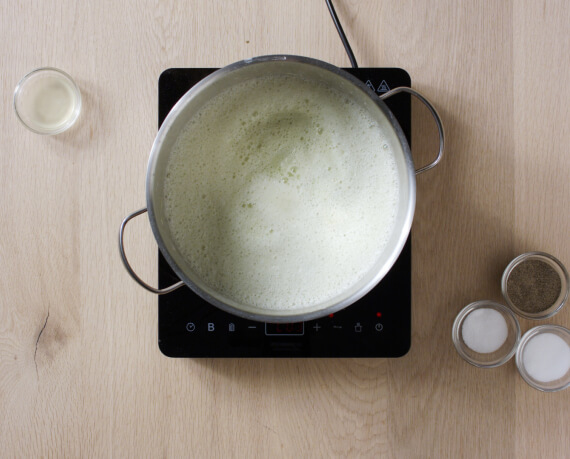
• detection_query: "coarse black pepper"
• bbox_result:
[506,259,562,314]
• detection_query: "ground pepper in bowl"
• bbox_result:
[502,252,569,319]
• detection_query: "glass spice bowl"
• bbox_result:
[452,300,521,368]
[14,67,82,135]
[501,252,569,320]
[516,325,570,392]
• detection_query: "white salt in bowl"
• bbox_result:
[516,325,570,392]
[452,301,521,368]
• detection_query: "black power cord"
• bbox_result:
[325,0,358,68]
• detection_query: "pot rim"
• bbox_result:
[146,54,416,323]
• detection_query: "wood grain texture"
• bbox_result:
[1,0,569,457]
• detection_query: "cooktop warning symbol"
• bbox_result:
[377,80,390,93]
[365,80,375,91]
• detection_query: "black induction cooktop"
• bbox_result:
[157,66,412,358]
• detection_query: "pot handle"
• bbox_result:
[379,87,444,175]
[119,207,185,295]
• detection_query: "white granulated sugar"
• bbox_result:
[163,74,400,310]
[461,308,508,353]
[523,333,570,383]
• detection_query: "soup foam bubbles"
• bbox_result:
[163,74,400,310]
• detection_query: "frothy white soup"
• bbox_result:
[163,74,400,310]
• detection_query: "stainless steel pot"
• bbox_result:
[119,55,444,322]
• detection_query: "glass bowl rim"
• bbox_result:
[452,300,521,368]
[515,324,570,392]
[13,66,82,135]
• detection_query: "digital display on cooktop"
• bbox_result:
[157,67,412,358]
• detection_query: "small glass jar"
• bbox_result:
[516,325,570,392]
[14,67,82,135]
[501,252,569,320]
[452,300,521,368]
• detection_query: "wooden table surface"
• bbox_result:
[1,0,569,457]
